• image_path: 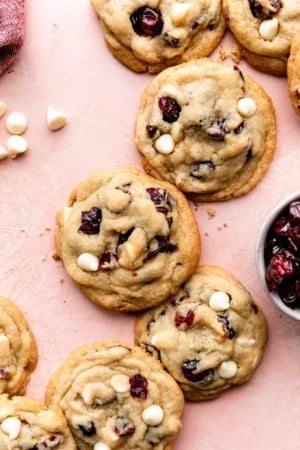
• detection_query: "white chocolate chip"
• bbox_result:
[259,17,279,41]
[218,360,237,379]
[142,405,164,426]
[47,106,67,131]
[208,291,230,311]
[0,100,6,118]
[171,2,191,25]
[6,112,28,135]
[77,253,99,272]
[6,135,28,158]
[110,374,130,393]
[236,337,256,347]
[237,97,257,118]
[1,417,22,439]
[118,228,147,269]
[0,146,8,160]
[160,84,178,97]
[94,443,111,450]
[155,134,175,154]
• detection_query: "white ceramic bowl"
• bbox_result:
[256,192,300,321]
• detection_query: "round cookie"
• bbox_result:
[287,35,300,114]
[54,167,200,312]
[222,0,300,75]
[0,295,37,396]
[0,394,76,448]
[90,0,226,73]
[135,265,268,401]
[135,58,276,202]
[45,341,184,450]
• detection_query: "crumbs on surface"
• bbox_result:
[207,207,216,219]
[218,44,242,64]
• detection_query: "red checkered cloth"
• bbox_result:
[0,0,25,75]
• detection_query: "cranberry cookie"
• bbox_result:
[45,341,184,450]
[135,265,268,401]
[0,295,37,396]
[223,0,300,75]
[55,167,200,312]
[90,0,226,73]
[287,35,300,114]
[0,394,76,448]
[135,59,276,201]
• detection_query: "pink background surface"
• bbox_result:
[1,1,300,449]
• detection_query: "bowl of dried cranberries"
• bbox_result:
[257,193,300,320]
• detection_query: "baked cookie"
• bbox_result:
[0,394,76,448]
[90,0,226,73]
[287,35,300,114]
[135,58,276,202]
[45,341,184,450]
[222,0,300,75]
[135,265,268,401]
[54,167,200,312]
[0,295,37,396]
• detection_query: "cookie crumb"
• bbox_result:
[204,232,209,237]
[218,46,228,61]
[59,278,65,284]
[41,255,47,261]
[45,225,52,231]
[52,253,60,261]
[20,227,27,233]
[207,207,216,219]
[231,44,243,64]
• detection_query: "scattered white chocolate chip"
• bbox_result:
[0,100,6,118]
[94,443,111,450]
[236,337,256,347]
[6,112,28,135]
[171,2,191,25]
[218,360,237,379]
[47,105,67,131]
[110,374,130,393]
[142,405,164,426]
[237,97,257,118]
[77,253,99,272]
[259,17,279,41]
[208,291,230,311]
[1,417,22,440]
[6,135,28,158]
[0,145,8,160]
[155,134,175,154]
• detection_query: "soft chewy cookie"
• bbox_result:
[287,35,300,114]
[90,0,226,73]
[55,167,200,312]
[222,0,300,75]
[135,265,268,401]
[0,394,76,449]
[45,341,184,450]
[135,58,276,202]
[0,295,37,396]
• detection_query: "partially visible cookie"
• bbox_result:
[222,0,300,75]
[54,167,200,312]
[135,58,276,202]
[287,35,300,114]
[135,265,268,401]
[45,341,184,450]
[90,0,226,73]
[0,295,37,396]
[0,394,76,448]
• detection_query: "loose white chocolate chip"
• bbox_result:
[142,405,164,426]
[1,417,22,440]
[259,17,279,41]
[94,443,111,450]
[237,97,257,118]
[110,374,130,393]
[208,291,230,311]
[171,2,191,25]
[0,145,8,160]
[6,135,28,158]
[218,360,237,379]
[77,253,99,272]
[0,100,6,117]
[6,112,28,135]
[47,106,67,131]
[155,134,175,154]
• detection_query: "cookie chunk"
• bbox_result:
[90,0,226,73]
[0,295,37,396]
[135,59,276,201]
[287,35,300,114]
[135,265,268,401]
[54,167,200,312]
[0,394,76,448]
[45,341,184,450]
[222,0,300,75]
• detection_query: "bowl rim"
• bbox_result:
[256,192,300,321]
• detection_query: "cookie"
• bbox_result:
[54,167,200,312]
[0,295,37,396]
[0,393,76,448]
[135,58,276,202]
[222,0,300,75]
[45,341,184,450]
[287,35,300,114]
[90,0,226,73]
[135,265,268,401]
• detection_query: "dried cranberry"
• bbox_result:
[289,201,300,225]
[264,235,281,262]
[118,228,134,246]
[146,124,158,138]
[78,421,96,436]
[130,7,163,37]
[79,207,102,234]
[278,280,300,309]
[37,435,63,449]
[207,117,227,139]
[158,97,181,123]
[114,416,135,436]
[146,236,177,260]
[146,187,173,216]
[182,359,214,384]
[265,253,295,291]
[191,161,216,180]
[99,250,118,270]
[249,0,281,19]
[129,373,148,399]
[217,315,236,339]
[0,368,11,379]
[272,216,290,237]
[174,310,195,328]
